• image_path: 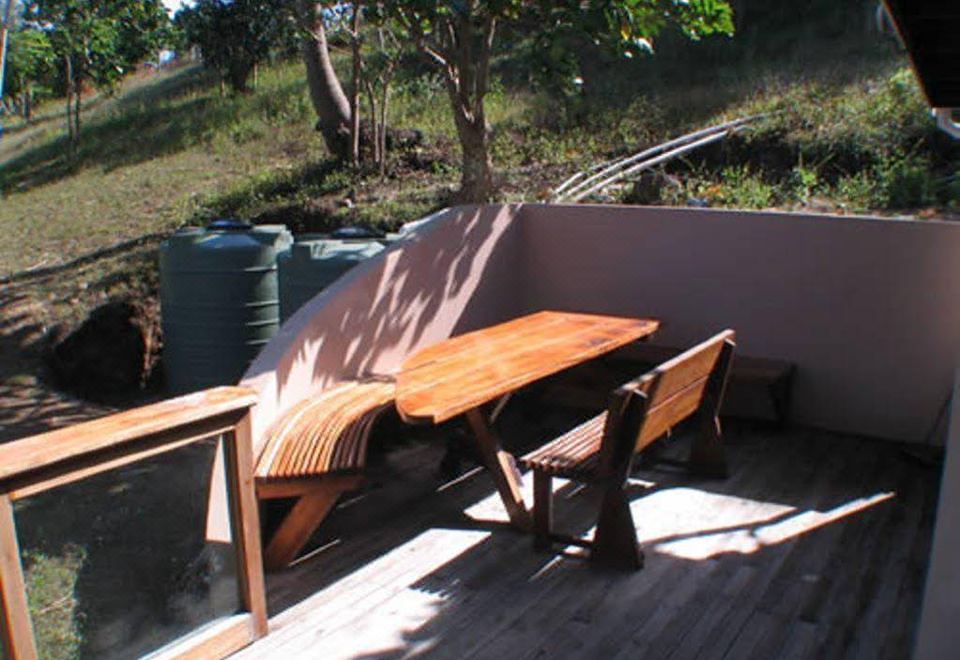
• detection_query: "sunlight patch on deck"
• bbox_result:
[645,489,896,560]
[250,528,491,658]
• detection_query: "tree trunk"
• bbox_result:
[445,14,497,202]
[73,87,81,139]
[364,79,379,165]
[64,55,75,150]
[349,3,361,167]
[379,81,390,178]
[453,111,493,202]
[299,0,351,161]
[227,58,252,93]
[0,0,12,101]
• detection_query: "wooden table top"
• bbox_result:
[396,311,659,424]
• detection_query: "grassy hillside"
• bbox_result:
[0,0,957,376]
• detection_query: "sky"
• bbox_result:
[162,0,189,16]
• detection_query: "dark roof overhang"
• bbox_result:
[884,0,960,108]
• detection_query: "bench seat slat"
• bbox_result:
[256,379,396,570]
[522,413,606,477]
[256,380,395,481]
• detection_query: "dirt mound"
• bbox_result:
[48,299,163,404]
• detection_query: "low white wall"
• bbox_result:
[241,202,960,449]
[519,204,960,442]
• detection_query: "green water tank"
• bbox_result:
[278,227,390,323]
[160,220,293,394]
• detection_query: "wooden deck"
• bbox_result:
[235,417,939,660]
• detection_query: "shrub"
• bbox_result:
[705,165,777,209]
[876,156,938,209]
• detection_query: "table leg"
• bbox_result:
[464,408,532,531]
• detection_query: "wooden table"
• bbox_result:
[396,311,660,530]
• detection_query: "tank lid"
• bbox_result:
[207,218,254,232]
[331,225,384,239]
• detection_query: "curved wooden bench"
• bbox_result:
[256,378,396,570]
[521,330,736,570]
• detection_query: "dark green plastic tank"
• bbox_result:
[278,226,391,323]
[160,220,293,394]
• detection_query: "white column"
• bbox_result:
[914,370,960,658]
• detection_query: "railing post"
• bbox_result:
[0,494,37,660]
[225,411,268,638]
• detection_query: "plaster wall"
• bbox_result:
[519,204,960,442]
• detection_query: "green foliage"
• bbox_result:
[374,0,735,200]
[26,0,169,93]
[521,0,734,97]
[664,64,960,214]
[174,0,298,93]
[692,165,776,209]
[833,171,879,213]
[875,156,940,209]
[23,545,86,660]
[4,28,56,96]
[3,27,56,118]
[22,0,169,145]
[791,164,819,203]
[737,67,933,181]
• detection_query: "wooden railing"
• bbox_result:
[0,386,267,660]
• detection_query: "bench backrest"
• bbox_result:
[597,330,736,475]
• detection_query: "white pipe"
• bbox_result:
[557,115,763,202]
[569,127,747,203]
[553,153,624,197]
[934,108,960,141]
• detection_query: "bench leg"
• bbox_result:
[689,414,728,479]
[263,481,355,571]
[533,471,553,551]
[592,486,643,570]
[771,371,795,429]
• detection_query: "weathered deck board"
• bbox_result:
[234,424,939,660]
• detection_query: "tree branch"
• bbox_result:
[395,10,448,69]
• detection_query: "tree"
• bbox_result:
[26,0,169,148]
[359,23,406,176]
[175,0,296,94]
[377,1,735,202]
[3,27,55,119]
[1,0,17,102]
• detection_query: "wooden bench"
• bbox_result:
[255,378,396,570]
[520,330,736,570]
[612,342,795,427]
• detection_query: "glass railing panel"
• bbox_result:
[14,437,240,660]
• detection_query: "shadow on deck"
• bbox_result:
[238,412,939,660]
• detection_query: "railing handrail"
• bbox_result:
[0,386,256,484]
